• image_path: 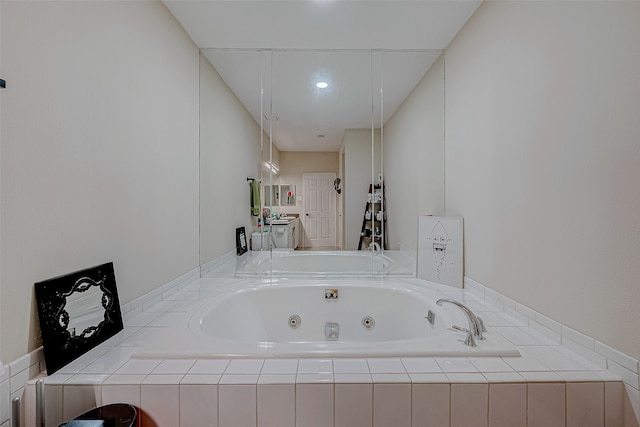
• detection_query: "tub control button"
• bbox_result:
[288,314,302,329]
[361,316,375,330]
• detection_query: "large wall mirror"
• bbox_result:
[200,49,444,277]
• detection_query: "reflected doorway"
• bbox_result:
[302,173,337,248]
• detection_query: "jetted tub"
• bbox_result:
[134,280,520,359]
[239,250,414,277]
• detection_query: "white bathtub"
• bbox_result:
[134,279,520,359]
[238,250,414,277]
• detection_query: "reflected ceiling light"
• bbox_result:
[316,81,329,89]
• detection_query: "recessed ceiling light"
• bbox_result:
[316,81,329,89]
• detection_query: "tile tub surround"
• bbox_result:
[11,274,638,426]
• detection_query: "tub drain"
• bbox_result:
[361,316,375,330]
[288,314,302,329]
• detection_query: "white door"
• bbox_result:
[303,173,336,248]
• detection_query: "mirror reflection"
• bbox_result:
[62,283,106,338]
[201,49,443,277]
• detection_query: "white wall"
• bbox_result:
[445,1,640,360]
[343,129,381,250]
[0,1,200,363]
[277,151,339,216]
[384,54,445,251]
[199,54,262,264]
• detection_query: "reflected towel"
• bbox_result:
[250,180,261,216]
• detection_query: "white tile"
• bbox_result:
[102,384,141,407]
[623,384,640,426]
[562,325,595,350]
[562,337,608,370]
[468,357,513,372]
[297,359,332,373]
[436,358,478,373]
[219,384,256,427]
[296,383,333,427]
[189,359,230,374]
[608,360,639,389]
[142,374,183,385]
[451,383,488,427]
[258,374,296,384]
[261,359,298,374]
[57,346,110,374]
[371,373,411,383]
[492,327,545,346]
[124,310,161,327]
[519,371,564,382]
[219,374,258,384]
[225,359,264,374]
[103,374,146,385]
[367,358,405,373]
[0,379,9,423]
[44,384,64,427]
[409,373,450,383]
[373,383,411,427]
[521,326,563,346]
[476,311,515,327]
[412,383,450,426]
[557,371,607,382]
[335,383,373,427]
[528,383,566,427]
[499,295,517,310]
[566,382,604,427]
[9,367,30,394]
[115,359,161,375]
[119,327,163,347]
[529,319,562,344]
[502,352,550,371]
[181,374,221,385]
[333,358,369,374]
[180,384,218,427]
[152,359,195,374]
[501,306,529,326]
[83,347,137,374]
[334,373,372,383]
[8,354,30,377]
[42,373,73,385]
[483,372,525,383]
[536,313,562,334]
[446,373,488,383]
[296,373,334,383]
[67,374,109,384]
[525,345,591,371]
[401,357,441,373]
[604,381,624,427]
[489,383,526,427]
[140,384,180,427]
[62,385,100,421]
[257,384,295,427]
[596,341,639,373]
[515,302,537,320]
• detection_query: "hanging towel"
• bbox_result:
[250,180,261,216]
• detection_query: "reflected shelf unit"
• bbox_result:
[358,183,387,250]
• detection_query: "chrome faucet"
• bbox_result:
[436,298,485,345]
[368,242,381,252]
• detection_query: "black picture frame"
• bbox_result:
[236,226,248,255]
[34,262,124,374]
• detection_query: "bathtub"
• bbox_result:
[238,250,414,277]
[134,279,520,359]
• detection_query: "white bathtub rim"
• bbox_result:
[132,278,520,360]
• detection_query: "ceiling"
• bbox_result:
[163,1,482,151]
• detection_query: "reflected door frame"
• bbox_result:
[302,173,337,249]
